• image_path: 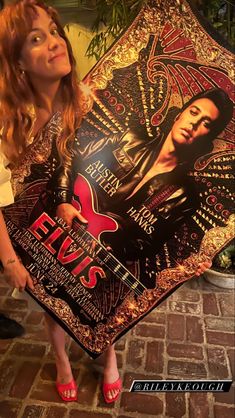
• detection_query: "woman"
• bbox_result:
[0,0,120,403]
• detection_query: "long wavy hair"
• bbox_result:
[0,0,86,164]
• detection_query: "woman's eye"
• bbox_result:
[31,35,41,44]
[51,28,59,35]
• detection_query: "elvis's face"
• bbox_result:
[171,98,220,147]
[19,7,71,85]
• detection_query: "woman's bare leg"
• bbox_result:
[103,345,120,401]
[44,313,76,399]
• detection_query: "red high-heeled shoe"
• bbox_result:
[102,377,122,403]
[56,378,78,402]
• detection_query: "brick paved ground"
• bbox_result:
[0,275,234,418]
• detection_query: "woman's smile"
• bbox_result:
[48,52,66,62]
[19,7,71,84]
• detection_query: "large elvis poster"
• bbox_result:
[4,0,234,358]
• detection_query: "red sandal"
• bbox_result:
[56,378,78,402]
[102,377,122,403]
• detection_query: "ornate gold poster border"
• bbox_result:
[29,215,234,354]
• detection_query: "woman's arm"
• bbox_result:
[0,209,34,291]
[52,145,88,227]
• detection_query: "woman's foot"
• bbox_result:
[56,378,78,402]
[103,377,122,404]
[44,313,77,402]
[103,345,121,403]
[55,356,77,401]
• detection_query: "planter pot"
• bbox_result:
[204,268,235,289]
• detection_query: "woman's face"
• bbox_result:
[19,6,71,85]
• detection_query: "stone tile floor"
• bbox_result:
[0,275,234,418]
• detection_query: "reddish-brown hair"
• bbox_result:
[0,0,86,163]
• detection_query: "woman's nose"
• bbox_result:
[48,34,59,50]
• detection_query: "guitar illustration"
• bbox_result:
[71,173,118,240]
[69,173,146,296]
[19,174,145,297]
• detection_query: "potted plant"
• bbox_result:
[204,242,235,289]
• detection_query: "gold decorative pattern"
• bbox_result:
[11,113,62,196]
[87,0,234,92]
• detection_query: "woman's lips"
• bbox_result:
[48,53,66,62]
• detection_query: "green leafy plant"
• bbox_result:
[194,0,235,47]
[86,0,146,59]
[213,243,235,274]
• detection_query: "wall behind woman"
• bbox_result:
[64,23,107,80]
[50,2,113,80]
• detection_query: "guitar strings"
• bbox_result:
[72,219,147,296]
[73,220,145,296]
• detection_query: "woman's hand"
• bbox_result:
[195,260,212,277]
[56,203,88,228]
[3,258,34,291]
[0,210,34,292]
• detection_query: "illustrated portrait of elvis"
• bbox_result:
[53,87,233,286]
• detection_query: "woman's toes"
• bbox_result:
[108,388,119,400]
[70,389,77,398]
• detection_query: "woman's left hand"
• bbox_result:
[195,261,212,276]
[56,203,88,228]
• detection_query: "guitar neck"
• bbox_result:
[72,220,146,296]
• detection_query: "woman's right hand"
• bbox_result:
[3,258,34,291]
